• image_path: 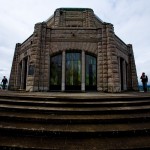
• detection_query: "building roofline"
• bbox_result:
[56,8,93,11]
[115,34,127,46]
[46,14,54,22]
[94,14,103,23]
[21,34,33,45]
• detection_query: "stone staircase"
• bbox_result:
[0,94,150,149]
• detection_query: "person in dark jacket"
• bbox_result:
[1,76,8,90]
[140,72,148,92]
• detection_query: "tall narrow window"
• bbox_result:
[66,52,81,90]
[50,54,62,90]
[85,54,97,90]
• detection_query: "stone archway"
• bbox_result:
[49,50,97,91]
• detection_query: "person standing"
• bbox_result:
[140,72,148,92]
[1,76,8,90]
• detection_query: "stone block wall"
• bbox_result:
[9,8,138,92]
[9,43,21,90]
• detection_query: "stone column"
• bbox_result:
[62,51,65,91]
[32,22,47,91]
[54,9,60,27]
[106,23,120,92]
[32,23,42,91]
[81,50,85,91]
[97,27,107,92]
[9,43,21,90]
[127,44,138,91]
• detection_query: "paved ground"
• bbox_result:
[0,90,150,99]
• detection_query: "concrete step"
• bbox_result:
[0,120,150,137]
[0,93,150,149]
[0,111,150,124]
[1,93,150,101]
[0,103,150,115]
[0,98,150,107]
[0,135,150,150]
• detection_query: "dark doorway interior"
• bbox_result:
[19,58,28,90]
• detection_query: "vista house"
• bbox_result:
[9,8,138,92]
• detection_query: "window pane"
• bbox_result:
[66,52,81,86]
[85,54,97,86]
[50,54,62,85]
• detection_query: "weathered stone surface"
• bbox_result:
[9,8,138,92]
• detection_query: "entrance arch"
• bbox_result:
[49,51,97,91]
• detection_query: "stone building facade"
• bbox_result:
[9,8,138,92]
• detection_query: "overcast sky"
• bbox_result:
[0,0,150,85]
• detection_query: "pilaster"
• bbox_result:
[31,22,48,91]
[97,25,108,92]
[81,50,85,91]
[62,51,65,91]
[8,43,21,90]
[127,44,138,91]
[106,23,120,92]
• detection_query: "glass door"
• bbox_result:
[50,54,62,90]
[65,52,81,90]
[85,54,97,91]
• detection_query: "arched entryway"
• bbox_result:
[50,51,97,91]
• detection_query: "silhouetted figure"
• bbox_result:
[140,72,148,92]
[1,76,8,90]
